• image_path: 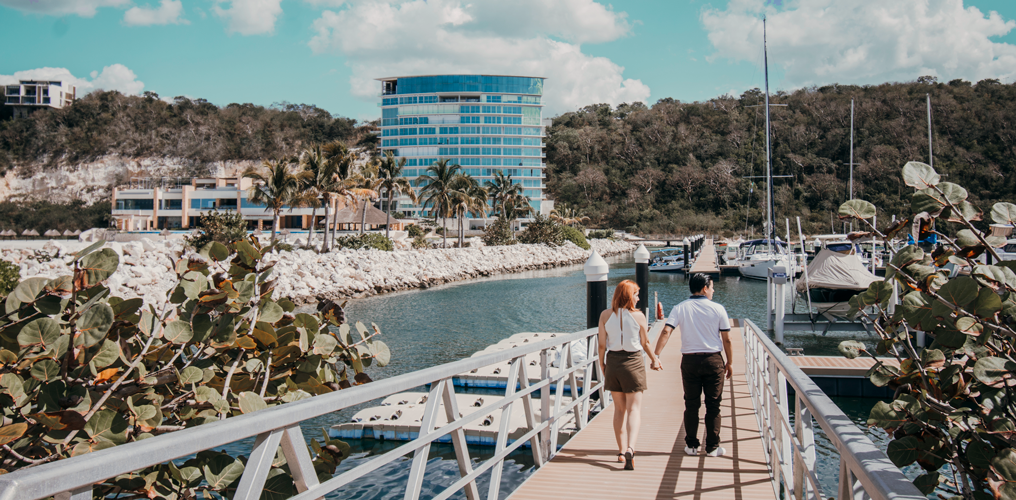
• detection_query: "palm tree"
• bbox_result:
[449,175,483,247]
[243,159,311,242]
[418,159,462,248]
[484,171,524,217]
[550,206,591,227]
[351,162,382,235]
[321,141,355,249]
[377,152,419,239]
[502,191,535,229]
[298,145,332,249]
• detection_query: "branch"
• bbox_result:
[930,183,1002,262]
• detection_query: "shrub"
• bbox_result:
[0,259,19,297]
[518,214,563,246]
[434,226,445,235]
[406,224,424,238]
[334,233,394,251]
[587,229,616,240]
[412,235,429,249]
[0,237,392,497]
[185,209,247,249]
[482,216,516,246]
[836,160,1016,499]
[561,225,590,250]
[276,242,294,252]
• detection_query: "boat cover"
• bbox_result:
[796,248,880,293]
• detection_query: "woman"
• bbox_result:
[597,279,661,470]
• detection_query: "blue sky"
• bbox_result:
[2,0,1015,121]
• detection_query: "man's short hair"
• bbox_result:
[690,273,712,295]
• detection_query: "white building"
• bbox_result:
[4,80,76,118]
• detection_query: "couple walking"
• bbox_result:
[596,273,732,470]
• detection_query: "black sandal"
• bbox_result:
[617,452,626,464]
[624,448,634,470]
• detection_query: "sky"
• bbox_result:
[1,0,1015,122]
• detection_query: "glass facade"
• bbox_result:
[378,74,546,219]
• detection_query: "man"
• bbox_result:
[654,273,732,457]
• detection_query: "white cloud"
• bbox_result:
[0,65,145,96]
[0,0,130,17]
[304,0,347,7]
[213,0,284,35]
[124,0,186,26]
[701,0,1016,88]
[308,0,648,115]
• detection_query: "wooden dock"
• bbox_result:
[508,318,777,500]
[687,239,720,275]
[790,355,898,377]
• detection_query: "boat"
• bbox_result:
[796,248,881,318]
[649,249,686,273]
[737,19,798,281]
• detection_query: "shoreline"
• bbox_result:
[1,238,636,307]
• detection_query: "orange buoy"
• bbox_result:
[656,301,664,320]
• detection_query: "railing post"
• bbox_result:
[793,393,815,500]
[584,251,609,329]
[634,244,650,317]
[772,265,787,344]
[233,429,285,500]
[683,237,690,271]
[540,349,552,459]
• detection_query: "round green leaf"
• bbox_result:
[937,277,978,308]
[991,202,1016,225]
[78,248,120,287]
[0,422,27,447]
[259,301,284,324]
[838,199,877,220]
[89,339,120,369]
[973,357,1015,386]
[208,242,230,262]
[179,366,203,384]
[938,182,967,204]
[203,454,245,489]
[18,317,61,348]
[237,391,267,414]
[370,340,391,367]
[163,321,193,344]
[901,161,940,189]
[972,287,1003,319]
[886,435,921,467]
[77,303,114,347]
[12,277,51,305]
[30,359,60,382]
[313,334,337,356]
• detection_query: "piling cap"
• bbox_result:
[584,251,609,282]
[682,237,690,245]
[634,244,650,263]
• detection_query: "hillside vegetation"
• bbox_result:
[0,91,376,171]
[546,78,1016,235]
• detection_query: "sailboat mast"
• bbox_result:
[849,98,854,200]
[763,18,774,243]
[927,93,933,168]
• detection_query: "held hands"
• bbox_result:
[724,362,733,380]
[650,358,663,371]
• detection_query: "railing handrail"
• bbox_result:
[741,319,924,500]
[0,327,603,500]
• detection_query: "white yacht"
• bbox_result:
[737,238,797,280]
[648,250,686,273]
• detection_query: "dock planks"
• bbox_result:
[688,239,720,276]
[507,318,778,500]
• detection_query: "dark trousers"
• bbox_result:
[681,352,724,451]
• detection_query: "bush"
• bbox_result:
[561,225,590,250]
[412,235,429,249]
[482,216,516,246]
[406,224,424,238]
[334,233,394,251]
[0,237,392,497]
[587,229,616,240]
[276,242,294,252]
[434,226,445,235]
[518,214,563,246]
[186,209,247,249]
[0,259,19,297]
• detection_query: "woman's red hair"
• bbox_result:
[611,279,639,314]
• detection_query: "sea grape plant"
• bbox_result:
[0,236,390,499]
[837,161,1016,500]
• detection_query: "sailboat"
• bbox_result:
[738,18,799,281]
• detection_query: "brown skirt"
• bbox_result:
[604,350,647,393]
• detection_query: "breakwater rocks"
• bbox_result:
[1,239,635,307]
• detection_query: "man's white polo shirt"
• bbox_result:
[665,295,731,354]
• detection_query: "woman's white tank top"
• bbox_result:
[605,309,642,352]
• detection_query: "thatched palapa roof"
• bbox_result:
[332,203,393,226]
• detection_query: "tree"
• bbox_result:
[350,161,382,235]
[484,171,523,217]
[836,161,1016,500]
[550,205,591,227]
[0,238,392,497]
[321,141,356,250]
[377,152,419,239]
[298,145,332,249]
[418,159,463,248]
[243,159,311,242]
[449,175,484,247]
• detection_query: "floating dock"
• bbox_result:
[688,238,720,275]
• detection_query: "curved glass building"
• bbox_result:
[377,75,547,227]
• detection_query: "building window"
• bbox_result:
[160,199,182,210]
[190,199,216,209]
[116,199,154,210]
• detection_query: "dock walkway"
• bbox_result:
[508,319,777,500]
[688,239,720,276]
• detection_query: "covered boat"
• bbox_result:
[796,248,881,316]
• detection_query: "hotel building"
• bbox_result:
[4,80,76,118]
[377,75,549,228]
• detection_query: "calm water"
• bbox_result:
[217,254,886,499]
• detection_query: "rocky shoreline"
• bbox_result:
[1,239,636,307]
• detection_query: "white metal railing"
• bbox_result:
[741,319,924,500]
[0,328,606,500]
